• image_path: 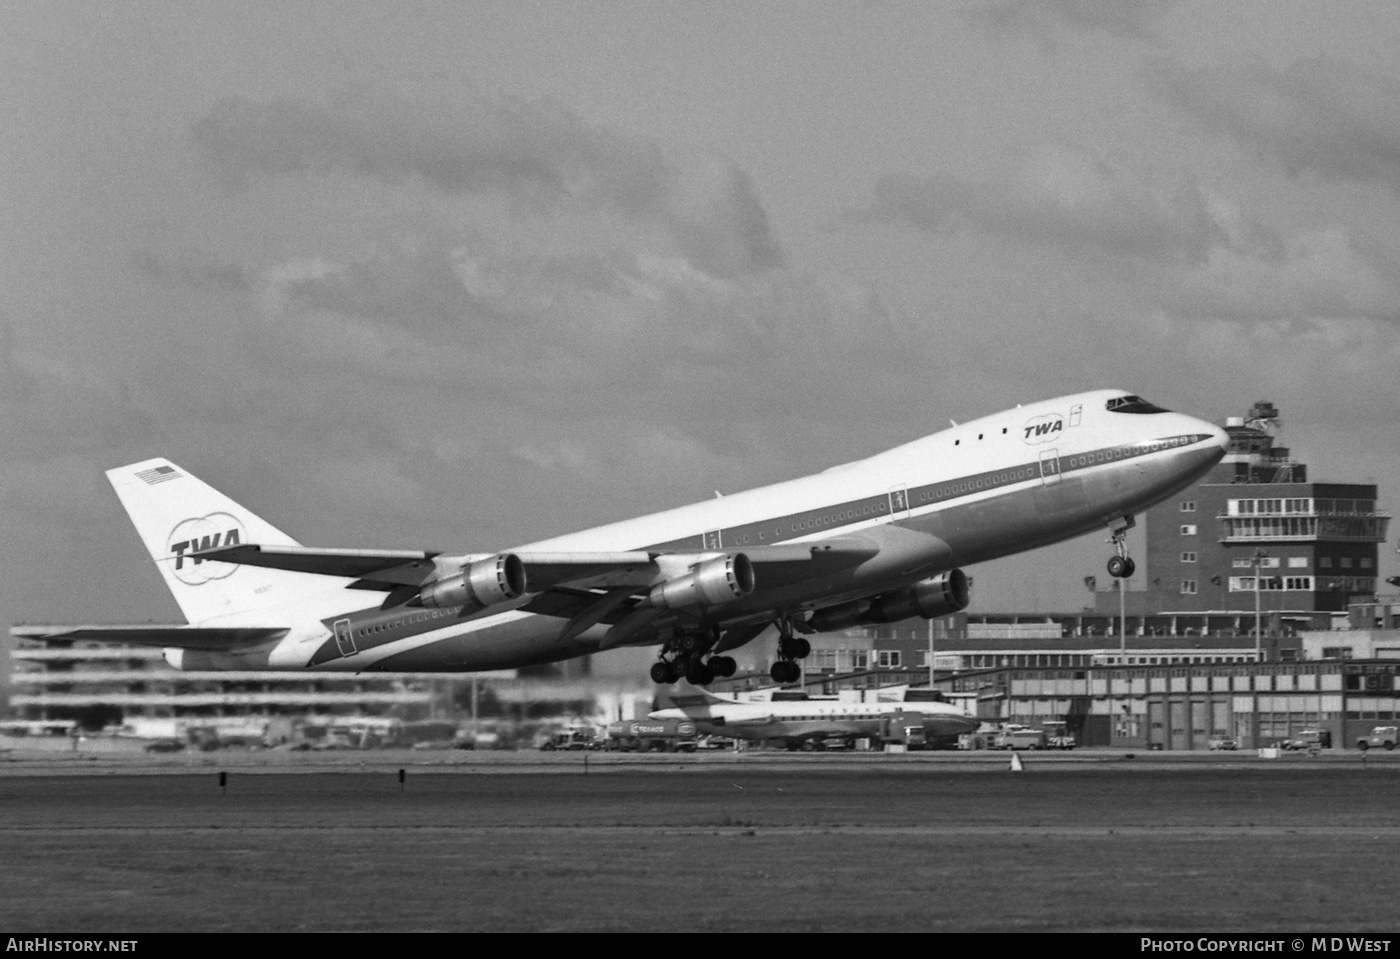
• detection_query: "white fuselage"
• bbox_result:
[228,388,1228,673]
[649,695,979,743]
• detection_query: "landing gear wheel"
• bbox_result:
[1106,516,1136,578]
[685,658,715,686]
[1107,555,1135,578]
[770,614,805,685]
[651,661,678,684]
[770,660,800,684]
[780,637,811,659]
[709,655,737,678]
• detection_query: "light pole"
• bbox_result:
[1120,570,1133,665]
[927,617,935,688]
[1252,548,1269,663]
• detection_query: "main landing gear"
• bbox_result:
[1106,515,1136,579]
[650,626,738,686]
[769,615,811,685]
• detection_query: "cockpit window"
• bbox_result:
[1106,395,1170,414]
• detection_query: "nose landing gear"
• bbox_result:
[1106,515,1136,579]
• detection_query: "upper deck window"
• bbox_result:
[1106,395,1169,414]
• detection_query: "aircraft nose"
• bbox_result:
[1206,422,1230,452]
[1179,415,1229,457]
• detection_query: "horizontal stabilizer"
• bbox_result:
[10,624,288,652]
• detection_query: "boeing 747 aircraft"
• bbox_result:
[15,390,1229,685]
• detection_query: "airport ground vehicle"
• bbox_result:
[1208,738,1239,751]
[603,719,697,752]
[901,725,927,750]
[994,724,1047,750]
[957,723,1000,750]
[538,726,602,751]
[1041,720,1077,750]
[1356,726,1397,751]
[799,735,855,751]
[1282,729,1330,751]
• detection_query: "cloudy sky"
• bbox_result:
[4,1,1399,648]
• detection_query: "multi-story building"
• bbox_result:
[6,633,438,729]
[1097,401,1388,620]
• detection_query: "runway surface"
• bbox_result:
[3,750,1398,932]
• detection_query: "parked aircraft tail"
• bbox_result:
[651,686,733,712]
[107,458,353,624]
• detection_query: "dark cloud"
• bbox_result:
[863,147,1400,327]
[866,146,1224,262]
[1159,57,1400,192]
[1150,225,1400,324]
[973,0,1168,42]
[244,237,901,405]
[0,321,161,457]
[129,250,249,292]
[191,89,781,277]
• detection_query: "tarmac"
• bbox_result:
[3,747,1399,932]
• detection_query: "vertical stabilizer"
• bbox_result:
[107,458,354,624]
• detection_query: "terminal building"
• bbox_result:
[5,636,437,731]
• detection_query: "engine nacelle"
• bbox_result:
[645,554,755,610]
[807,569,970,632]
[418,553,527,611]
[868,569,970,622]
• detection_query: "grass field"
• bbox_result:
[3,758,1399,932]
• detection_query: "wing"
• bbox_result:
[196,536,881,596]
[10,624,288,652]
[194,536,883,645]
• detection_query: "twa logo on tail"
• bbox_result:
[167,513,246,585]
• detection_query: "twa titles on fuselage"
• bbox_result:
[14,390,1228,686]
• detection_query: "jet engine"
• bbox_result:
[417,553,527,611]
[644,554,755,610]
[807,569,969,632]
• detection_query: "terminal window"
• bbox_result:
[1180,524,1197,536]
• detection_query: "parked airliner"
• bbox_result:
[650,687,979,748]
[15,390,1229,685]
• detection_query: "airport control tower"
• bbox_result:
[1096,401,1390,622]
